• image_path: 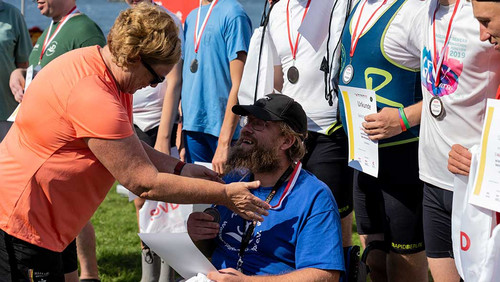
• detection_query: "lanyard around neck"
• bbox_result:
[350,0,387,58]
[286,0,312,61]
[194,0,218,54]
[430,0,462,89]
[39,6,79,64]
[236,162,301,271]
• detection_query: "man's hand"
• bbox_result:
[9,68,27,103]
[448,144,472,176]
[208,268,248,282]
[187,212,219,242]
[181,163,223,183]
[223,181,269,222]
[362,107,401,141]
[212,143,230,174]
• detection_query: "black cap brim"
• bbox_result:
[232,104,283,121]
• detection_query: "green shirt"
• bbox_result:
[29,13,106,67]
[0,1,32,120]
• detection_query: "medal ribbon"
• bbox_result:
[350,0,387,58]
[286,0,312,60]
[236,162,302,272]
[194,0,218,54]
[39,6,79,63]
[430,0,462,90]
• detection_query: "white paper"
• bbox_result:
[339,85,379,177]
[194,161,213,170]
[298,0,335,51]
[469,99,500,213]
[139,232,217,279]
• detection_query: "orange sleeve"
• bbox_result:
[67,75,134,139]
[496,85,500,100]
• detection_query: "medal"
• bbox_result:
[192,0,217,72]
[285,0,311,85]
[287,66,299,84]
[190,58,198,73]
[342,64,354,84]
[429,96,445,119]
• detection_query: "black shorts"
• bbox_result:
[353,141,425,254]
[422,182,454,258]
[62,239,78,273]
[0,229,65,281]
[302,129,353,218]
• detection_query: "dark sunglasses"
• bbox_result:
[141,60,165,85]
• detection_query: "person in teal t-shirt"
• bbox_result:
[0,0,31,121]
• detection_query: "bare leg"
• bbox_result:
[428,257,460,282]
[77,222,99,280]
[64,270,79,282]
[387,251,428,282]
[360,234,387,282]
[341,212,353,247]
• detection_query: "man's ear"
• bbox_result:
[279,134,294,151]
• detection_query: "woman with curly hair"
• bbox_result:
[0,4,268,281]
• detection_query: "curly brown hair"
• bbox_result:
[107,2,181,68]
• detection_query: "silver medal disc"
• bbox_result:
[429,96,445,119]
[342,64,354,84]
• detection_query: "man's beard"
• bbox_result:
[224,139,281,175]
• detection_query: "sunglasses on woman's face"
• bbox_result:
[141,60,165,85]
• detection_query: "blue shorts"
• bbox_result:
[184,131,219,163]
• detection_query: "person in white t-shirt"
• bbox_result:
[267,0,354,253]
[336,0,428,281]
[418,0,500,280]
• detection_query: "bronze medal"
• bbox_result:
[190,58,198,73]
[287,66,299,84]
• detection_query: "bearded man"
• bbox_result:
[187,94,345,281]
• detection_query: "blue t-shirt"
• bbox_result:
[211,168,345,275]
[181,0,252,138]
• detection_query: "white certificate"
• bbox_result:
[139,232,217,279]
[339,86,379,178]
[469,99,500,213]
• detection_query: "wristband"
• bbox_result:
[398,109,407,132]
[398,107,411,130]
[174,161,186,175]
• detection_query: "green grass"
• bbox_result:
[91,184,363,281]
[91,184,142,281]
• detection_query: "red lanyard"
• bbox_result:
[286,0,312,60]
[39,6,78,63]
[431,0,461,87]
[350,0,387,58]
[193,0,218,54]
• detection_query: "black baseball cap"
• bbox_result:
[232,94,307,135]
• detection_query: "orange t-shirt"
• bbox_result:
[497,85,500,99]
[0,46,134,252]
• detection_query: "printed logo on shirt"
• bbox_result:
[421,34,466,97]
[45,41,58,57]
[218,213,262,253]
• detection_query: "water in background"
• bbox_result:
[3,0,265,36]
